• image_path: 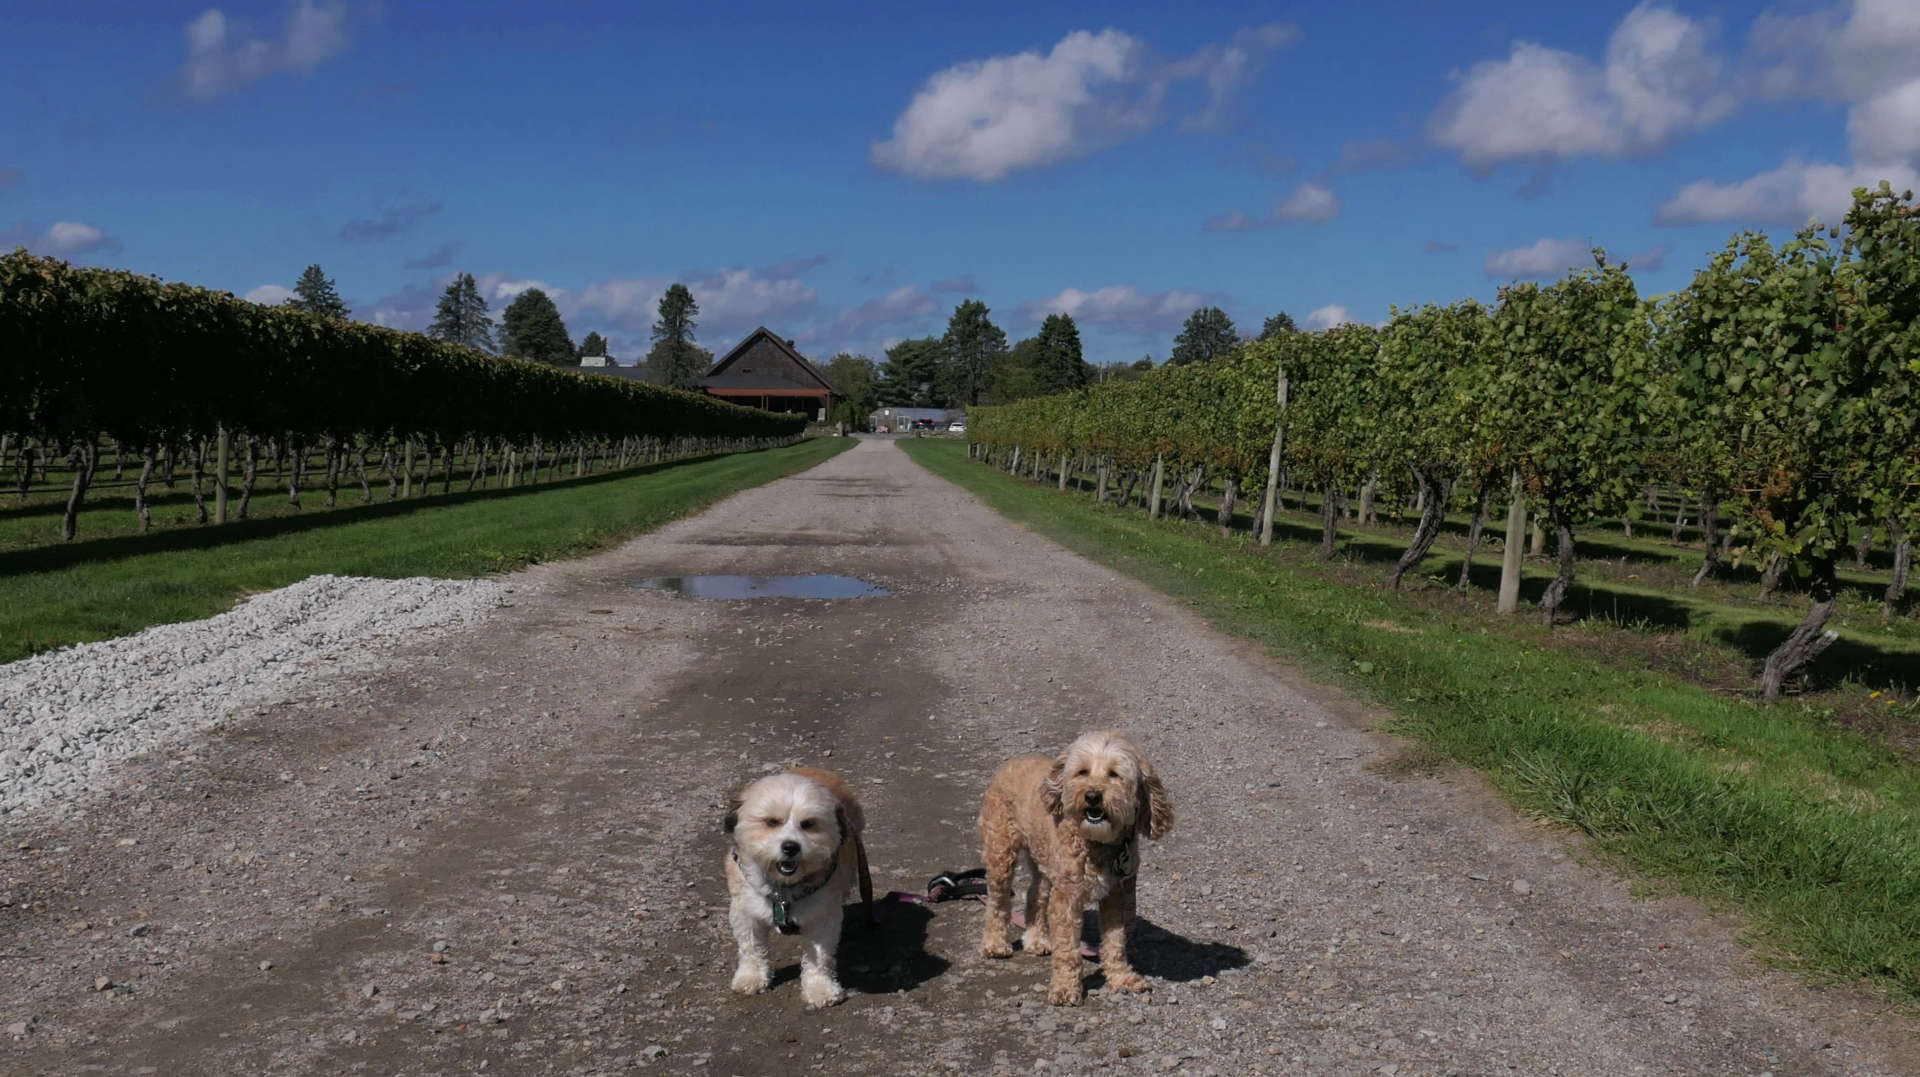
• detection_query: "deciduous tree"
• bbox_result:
[500,288,575,365]
[1170,306,1239,365]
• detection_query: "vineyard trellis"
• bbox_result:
[1,251,807,540]
[967,184,1920,700]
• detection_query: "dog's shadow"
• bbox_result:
[831,901,950,994]
[1084,914,1250,984]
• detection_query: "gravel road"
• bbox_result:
[2,438,1913,1075]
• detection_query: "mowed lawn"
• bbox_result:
[1,438,853,662]
[902,437,1920,1002]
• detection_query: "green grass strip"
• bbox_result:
[902,438,1919,1000]
[1,438,853,662]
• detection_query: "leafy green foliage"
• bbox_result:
[942,299,1008,406]
[823,352,879,426]
[0,250,805,456]
[877,336,945,407]
[286,264,349,320]
[428,272,495,352]
[1259,311,1297,339]
[1169,306,1239,365]
[1033,313,1089,394]
[501,288,575,365]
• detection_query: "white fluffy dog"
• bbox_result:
[724,767,868,1008]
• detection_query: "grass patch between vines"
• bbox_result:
[1,438,853,662]
[902,437,1919,1002]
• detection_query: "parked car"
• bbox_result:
[948,420,967,434]
[910,419,938,431]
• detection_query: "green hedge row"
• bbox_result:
[0,250,803,445]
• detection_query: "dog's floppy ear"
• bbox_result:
[1042,759,1066,819]
[723,796,742,835]
[1136,764,1172,840]
[834,804,850,845]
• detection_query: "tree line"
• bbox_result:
[817,299,1301,429]
[965,183,1920,701]
[280,264,712,388]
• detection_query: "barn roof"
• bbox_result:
[707,327,840,395]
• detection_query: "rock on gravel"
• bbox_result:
[0,574,506,817]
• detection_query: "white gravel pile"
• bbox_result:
[0,574,507,818]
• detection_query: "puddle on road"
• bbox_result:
[629,574,892,600]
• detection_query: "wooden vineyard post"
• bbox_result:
[214,424,230,524]
[1148,453,1166,520]
[1259,362,1289,546]
[1497,471,1525,614]
[402,440,414,498]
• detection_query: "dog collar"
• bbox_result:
[1088,837,1137,878]
[734,847,842,934]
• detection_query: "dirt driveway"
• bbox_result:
[3,438,1914,1075]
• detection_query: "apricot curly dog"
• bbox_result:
[978,731,1172,1006]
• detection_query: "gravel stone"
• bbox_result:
[0,574,504,817]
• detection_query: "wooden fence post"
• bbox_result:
[1258,362,1289,546]
[1498,471,1526,614]
[214,425,229,524]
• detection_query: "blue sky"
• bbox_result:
[5,1,1917,365]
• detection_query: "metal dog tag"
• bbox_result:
[772,900,800,935]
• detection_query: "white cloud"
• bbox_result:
[1207,181,1338,232]
[1659,2,1920,228]
[1484,237,1595,279]
[1655,158,1920,225]
[179,1,349,102]
[1303,304,1353,331]
[486,277,558,303]
[1016,284,1210,334]
[1429,3,1733,170]
[43,221,118,255]
[1848,77,1920,165]
[244,284,293,305]
[4,219,122,257]
[1273,182,1339,223]
[872,24,1298,181]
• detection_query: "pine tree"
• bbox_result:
[286,264,349,320]
[876,337,944,406]
[1033,313,1089,394]
[645,283,705,389]
[1169,306,1240,365]
[579,331,608,358]
[500,288,575,365]
[941,299,1008,406]
[427,272,495,351]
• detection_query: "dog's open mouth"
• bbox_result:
[1082,806,1108,824]
[775,859,799,877]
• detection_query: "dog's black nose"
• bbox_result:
[1084,790,1102,806]
[780,840,801,857]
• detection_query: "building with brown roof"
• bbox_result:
[699,328,839,420]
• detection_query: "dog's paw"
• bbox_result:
[982,935,1015,960]
[1047,976,1085,1007]
[1105,968,1150,993]
[1020,930,1052,956]
[730,966,770,995]
[801,976,846,1009]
